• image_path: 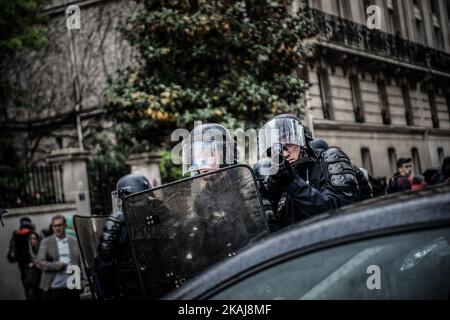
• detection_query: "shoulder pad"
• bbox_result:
[320,148,358,194]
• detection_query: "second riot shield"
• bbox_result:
[73,215,108,299]
[122,164,269,298]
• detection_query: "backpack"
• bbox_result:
[6,232,17,263]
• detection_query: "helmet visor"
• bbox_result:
[111,190,121,213]
[259,117,305,159]
[182,141,223,175]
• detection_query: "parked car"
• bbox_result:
[166,185,450,300]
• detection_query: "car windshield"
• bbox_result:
[212,227,450,299]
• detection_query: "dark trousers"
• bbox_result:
[45,288,80,300]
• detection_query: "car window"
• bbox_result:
[211,227,450,299]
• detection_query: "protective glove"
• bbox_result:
[267,153,297,193]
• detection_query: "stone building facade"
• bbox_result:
[2,0,450,178]
[304,0,450,178]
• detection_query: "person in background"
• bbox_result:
[422,168,441,187]
[6,217,36,297]
[388,158,412,193]
[411,176,425,191]
[40,222,54,239]
[369,176,387,197]
[37,215,85,300]
[22,231,42,300]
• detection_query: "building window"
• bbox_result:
[430,0,444,49]
[388,147,397,175]
[401,85,414,126]
[428,91,440,129]
[438,147,445,164]
[447,2,450,47]
[361,147,374,175]
[317,69,333,120]
[411,147,422,175]
[377,80,391,125]
[413,0,426,44]
[349,74,365,123]
[336,0,351,19]
[387,0,401,34]
[434,27,444,49]
[362,0,373,18]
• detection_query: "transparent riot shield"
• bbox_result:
[73,215,108,299]
[122,164,269,299]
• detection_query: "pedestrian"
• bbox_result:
[37,215,85,300]
[22,231,42,300]
[387,158,412,193]
[6,217,36,297]
[411,176,425,191]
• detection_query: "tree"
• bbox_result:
[0,0,48,56]
[0,0,48,106]
[106,0,314,148]
[0,0,49,198]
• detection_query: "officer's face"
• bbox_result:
[282,144,301,164]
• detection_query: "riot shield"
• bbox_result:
[73,215,108,299]
[122,164,269,299]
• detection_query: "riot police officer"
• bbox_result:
[182,123,237,176]
[181,123,266,273]
[255,114,359,231]
[95,173,151,299]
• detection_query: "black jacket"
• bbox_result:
[258,148,359,230]
[95,210,141,299]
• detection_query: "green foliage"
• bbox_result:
[159,148,183,183]
[106,0,314,148]
[0,0,48,57]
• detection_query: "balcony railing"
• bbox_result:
[309,9,450,74]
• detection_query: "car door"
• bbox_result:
[209,225,450,299]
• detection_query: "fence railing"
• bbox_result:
[0,164,65,208]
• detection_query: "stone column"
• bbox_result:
[126,151,163,188]
[47,148,91,216]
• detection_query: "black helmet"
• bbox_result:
[116,173,152,199]
[112,173,152,212]
[182,123,237,176]
[20,216,32,228]
[310,139,330,152]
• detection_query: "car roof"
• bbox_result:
[165,185,450,299]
